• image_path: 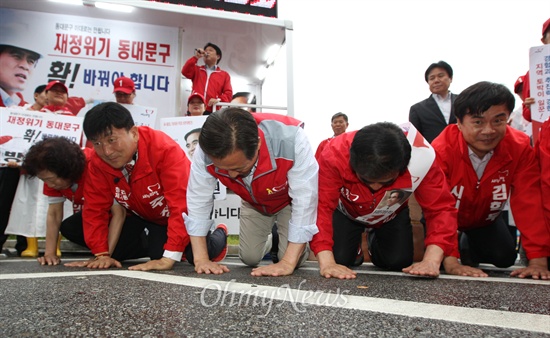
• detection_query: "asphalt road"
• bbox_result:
[1,256,549,337]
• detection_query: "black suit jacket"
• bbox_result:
[408,93,458,143]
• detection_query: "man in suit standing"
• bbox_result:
[407,61,458,259]
[409,61,457,143]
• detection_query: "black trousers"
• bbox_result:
[0,168,21,250]
[460,214,517,268]
[60,211,226,264]
[332,208,414,271]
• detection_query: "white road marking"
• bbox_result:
[1,269,548,333]
[3,258,549,285]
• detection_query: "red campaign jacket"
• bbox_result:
[433,124,550,259]
[522,71,531,122]
[252,112,305,128]
[83,127,191,255]
[181,56,232,112]
[311,125,458,256]
[43,147,94,208]
[315,137,332,160]
[66,97,86,115]
[41,97,85,116]
[536,119,550,243]
[206,115,300,215]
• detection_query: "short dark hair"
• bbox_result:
[232,92,257,112]
[454,81,515,121]
[232,92,255,103]
[23,136,85,183]
[331,112,348,123]
[390,190,405,199]
[185,128,201,141]
[204,42,222,64]
[199,108,258,160]
[83,102,135,141]
[350,122,411,179]
[34,84,47,95]
[424,61,453,82]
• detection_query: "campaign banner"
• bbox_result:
[528,44,550,141]
[160,115,239,233]
[160,115,228,200]
[160,115,207,161]
[0,8,179,126]
[0,107,84,165]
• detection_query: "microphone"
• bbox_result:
[114,177,120,184]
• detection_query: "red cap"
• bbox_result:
[113,76,135,94]
[514,76,524,94]
[45,80,68,93]
[188,92,205,104]
[543,18,550,38]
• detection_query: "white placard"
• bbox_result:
[121,103,158,128]
[0,107,84,165]
[160,115,227,200]
[213,192,241,235]
[528,44,550,124]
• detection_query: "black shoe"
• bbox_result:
[211,223,228,262]
[352,246,364,266]
[271,223,279,263]
[15,235,27,256]
[459,232,479,267]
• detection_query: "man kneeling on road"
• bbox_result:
[185,108,319,276]
[74,102,227,270]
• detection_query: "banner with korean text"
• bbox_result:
[528,44,550,141]
[160,115,228,200]
[160,115,240,234]
[0,108,84,165]
[0,8,179,126]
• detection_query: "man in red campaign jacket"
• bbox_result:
[186,108,318,277]
[181,42,232,114]
[312,122,458,279]
[315,112,349,160]
[81,102,227,271]
[40,80,86,116]
[432,81,550,279]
